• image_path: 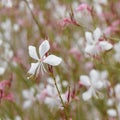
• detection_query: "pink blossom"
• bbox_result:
[104,20,120,35]
[37,89,48,102]
[0,80,13,101]
[69,47,81,60]
[3,92,14,101]
[0,80,11,90]
[75,3,92,13]
[59,18,73,27]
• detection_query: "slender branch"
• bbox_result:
[106,36,120,42]
[51,72,69,120]
[23,0,46,37]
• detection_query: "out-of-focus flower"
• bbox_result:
[69,47,81,60]
[114,84,120,101]
[107,109,117,117]
[93,0,108,15]
[0,80,13,101]
[28,40,62,76]
[59,18,73,27]
[104,20,120,36]
[85,28,112,56]
[1,0,13,8]
[14,116,22,120]
[22,88,36,109]
[0,80,11,90]
[36,76,69,109]
[0,67,5,75]
[113,41,120,62]
[74,3,92,27]
[80,69,104,101]
[44,84,60,108]
[75,3,92,12]
[43,84,68,109]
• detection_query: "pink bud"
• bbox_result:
[112,20,120,27]
[76,3,92,13]
[0,80,11,90]
[59,18,72,27]
[4,93,14,101]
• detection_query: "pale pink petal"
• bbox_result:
[85,32,93,44]
[43,55,62,66]
[28,46,39,60]
[99,41,113,51]
[80,75,91,86]
[28,62,39,74]
[93,28,102,41]
[90,69,99,83]
[39,40,50,58]
[82,88,92,101]
[94,81,103,89]
[85,44,95,54]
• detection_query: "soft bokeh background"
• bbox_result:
[0,0,120,120]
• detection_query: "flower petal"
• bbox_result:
[99,41,113,51]
[90,69,99,83]
[23,100,32,109]
[94,81,103,89]
[82,88,92,101]
[44,97,59,108]
[93,28,102,41]
[80,75,91,87]
[28,46,39,60]
[28,62,39,75]
[0,67,5,75]
[107,109,117,117]
[85,44,95,55]
[85,32,93,44]
[43,55,62,66]
[39,40,50,58]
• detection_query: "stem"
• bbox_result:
[51,73,69,120]
[106,36,119,42]
[23,0,46,37]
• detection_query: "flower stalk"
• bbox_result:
[49,65,69,120]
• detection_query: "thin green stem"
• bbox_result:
[23,0,46,37]
[51,73,69,120]
[106,36,120,42]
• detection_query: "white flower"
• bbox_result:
[93,0,108,15]
[43,84,60,108]
[44,97,59,109]
[28,40,62,76]
[74,3,92,27]
[85,28,112,56]
[80,69,104,101]
[113,41,120,62]
[22,88,36,109]
[14,116,22,120]
[44,84,68,108]
[107,109,117,117]
[0,67,5,75]
[1,0,13,8]
[114,84,120,101]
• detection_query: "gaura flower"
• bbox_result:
[80,69,104,101]
[28,40,62,77]
[85,28,113,56]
